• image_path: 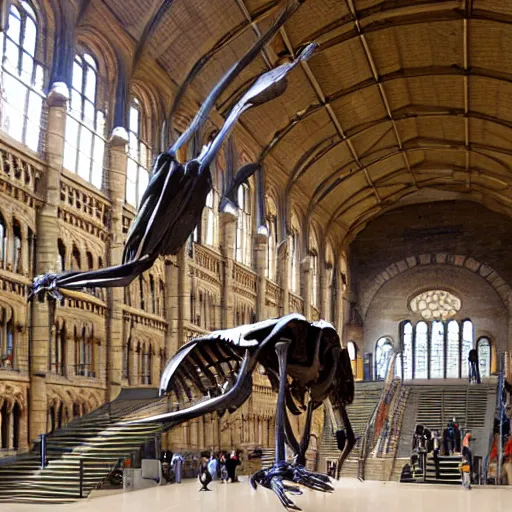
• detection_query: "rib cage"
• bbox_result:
[162,338,246,412]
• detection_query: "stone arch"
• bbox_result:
[361,253,512,319]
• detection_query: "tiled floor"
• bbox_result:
[1,478,511,512]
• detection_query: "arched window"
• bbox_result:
[477,337,491,378]
[375,337,393,380]
[139,275,145,310]
[63,52,105,188]
[288,213,301,293]
[0,214,7,269]
[0,307,14,369]
[203,190,216,246]
[50,321,66,376]
[126,97,150,207]
[57,239,66,272]
[149,274,156,314]
[122,337,130,380]
[415,321,428,379]
[12,402,20,449]
[75,327,93,377]
[446,320,460,378]
[1,2,44,151]
[461,320,473,379]
[235,182,252,266]
[71,245,81,271]
[347,340,357,379]
[12,219,21,273]
[402,321,413,380]
[430,320,444,378]
[265,196,278,281]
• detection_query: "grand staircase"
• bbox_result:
[318,381,384,477]
[0,389,167,503]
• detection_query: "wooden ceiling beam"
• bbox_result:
[257,65,512,163]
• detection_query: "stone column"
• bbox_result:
[105,132,128,401]
[164,258,178,352]
[220,212,236,328]
[21,230,29,277]
[176,247,190,346]
[278,238,290,316]
[30,84,68,442]
[151,348,160,387]
[254,234,268,321]
[320,262,329,322]
[302,255,312,320]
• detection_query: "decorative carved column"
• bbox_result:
[254,233,268,321]
[30,83,68,442]
[106,132,128,401]
[320,262,329,322]
[151,349,160,388]
[220,212,236,328]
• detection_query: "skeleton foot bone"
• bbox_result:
[250,462,334,511]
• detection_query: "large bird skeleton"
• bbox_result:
[30,1,356,508]
[132,314,355,510]
[31,0,314,298]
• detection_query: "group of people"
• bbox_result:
[199,451,241,491]
[407,419,474,489]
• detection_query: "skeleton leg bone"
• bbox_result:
[250,341,333,510]
[335,404,356,480]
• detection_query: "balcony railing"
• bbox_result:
[288,291,304,314]
[194,244,222,280]
[233,262,257,296]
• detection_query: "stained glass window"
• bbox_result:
[63,52,105,188]
[430,320,444,378]
[415,321,428,378]
[461,320,473,379]
[375,337,393,380]
[410,289,461,320]
[478,338,491,378]
[0,2,44,152]
[446,320,460,378]
[402,322,413,380]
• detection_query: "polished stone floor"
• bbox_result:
[1,478,511,512]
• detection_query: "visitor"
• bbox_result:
[220,452,229,483]
[459,454,471,490]
[198,456,212,491]
[468,349,481,384]
[226,450,240,483]
[462,432,473,485]
[432,430,441,479]
[208,453,219,480]
[503,435,512,485]
[171,453,184,483]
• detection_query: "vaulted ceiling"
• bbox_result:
[100,0,512,243]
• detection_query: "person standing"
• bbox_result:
[226,450,240,483]
[432,431,441,480]
[171,453,184,484]
[208,454,219,481]
[220,453,229,483]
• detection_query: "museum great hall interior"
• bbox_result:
[0,0,511,508]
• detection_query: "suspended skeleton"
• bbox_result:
[130,314,355,510]
[31,0,314,298]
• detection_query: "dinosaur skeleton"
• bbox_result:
[31,0,314,298]
[131,314,356,510]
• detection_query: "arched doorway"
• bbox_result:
[375,337,393,380]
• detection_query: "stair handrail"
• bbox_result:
[357,352,397,480]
